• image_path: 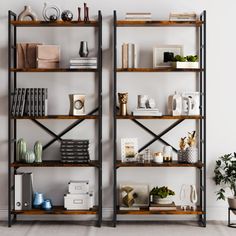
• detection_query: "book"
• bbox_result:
[42,88,48,116]
[128,43,133,68]
[132,109,162,116]
[11,88,18,116]
[15,88,22,116]
[61,159,90,163]
[38,88,42,116]
[19,88,26,116]
[70,65,97,69]
[34,88,38,116]
[30,88,34,116]
[119,206,140,211]
[70,57,97,64]
[126,13,152,19]
[169,12,197,21]
[24,88,30,116]
[122,43,128,68]
[149,202,177,211]
[61,148,89,152]
[61,139,89,144]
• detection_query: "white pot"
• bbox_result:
[228,197,236,214]
[153,196,173,204]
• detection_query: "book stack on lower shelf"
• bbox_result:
[132,108,162,116]
[149,202,176,211]
[60,139,90,163]
[11,88,48,117]
[125,12,152,21]
[69,57,97,69]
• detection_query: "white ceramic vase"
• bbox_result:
[186,147,198,163]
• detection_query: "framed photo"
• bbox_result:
[153,45,183,68]
[121,138,138,162]
[119,184,149,207]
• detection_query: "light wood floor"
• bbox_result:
[0,221,235,236]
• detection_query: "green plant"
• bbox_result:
[150,186,175,198]
[172,55,198,62]
[213,153,236,200]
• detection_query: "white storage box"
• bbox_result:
[172,61,199,69]
[68,180,89,194]
[64,192,94,210]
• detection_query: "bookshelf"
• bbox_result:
[113,10,206,227]
[8,10,102,227]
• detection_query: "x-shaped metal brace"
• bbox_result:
[131,119,185,153]
[30,108,99,150]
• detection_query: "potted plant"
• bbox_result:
[213,153,236,214]
[150,186,175,204]
[172,55,199,69]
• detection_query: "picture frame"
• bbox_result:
[121,138,138,162]
[153,45,183,68]
[119,184,149,207]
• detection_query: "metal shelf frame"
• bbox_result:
[113,10,206,227]
[8,10,103,227]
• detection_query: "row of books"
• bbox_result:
[60,139,90,163]
[125,12,152,21]
[11,88,48,117]
[119,202,177,211]
[121,43,137,69]
[69,57,97,69]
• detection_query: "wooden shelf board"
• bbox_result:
[117,68,203,72]
[11,115,98,120]
[116,160,203,168]
[12,206,98,215]
[116,115,203,120]
[11,160,99,168]
[117,206,203,215]
[10,68,97,73]
[116,20,203,27]
[11,20,98,27]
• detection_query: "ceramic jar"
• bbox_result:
[16,138,27,162]
[23,150,35,163]
[185,147,198,163]
[34,141,42,163]
[42,199,53,210]
[33,192,44,208]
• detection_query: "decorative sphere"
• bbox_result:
[61,10,73,22]
[49,14,58,22]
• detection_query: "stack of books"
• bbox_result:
[11,88,48,117]
[60,139,90,163]
[122,43,137,69]
[149,202,177,211]
[125,12,152,21]
[169,12,197,21]
[132,108,162,116]
[69,57,97,69]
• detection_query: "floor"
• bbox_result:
[0,221,235,236]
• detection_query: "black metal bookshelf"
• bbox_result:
[113,10,206,227]
[8,10,102,227]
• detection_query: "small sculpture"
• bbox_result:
[42,2,61,22]
[121,186,137,207]
[178,137,187,163]
[34,141,43,163]
[16,138,27,162]
[190,185,198,211]
[78,7,81,22]
[118,93,128,116]
[18,6,38,21]
[79,41,89,57]
[84,3,89,22]
[61,10,73,22]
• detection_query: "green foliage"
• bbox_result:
[213,153,236,200]
[150,186,175,198]
[172,55,198,62]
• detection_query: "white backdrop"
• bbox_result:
[0,0,235,221]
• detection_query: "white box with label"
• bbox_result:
[68,180,89,194]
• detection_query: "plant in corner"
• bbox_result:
[150,186,175,204]
[213,153,236,214]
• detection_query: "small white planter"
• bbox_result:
[172,61,199,69]
[228,197,236,214]
[153,196,173,204]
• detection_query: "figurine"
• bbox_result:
[78,7,81,21]
[18,6,38,21]
[84,3,89,22]
[118,93,128,116]
[42,2,61,22]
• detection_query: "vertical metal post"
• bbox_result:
[203,10,207,227]
[97,10,103,227]
[113,10,117,227]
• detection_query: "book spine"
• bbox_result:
[122,43,128,68]
[128,43,133,68]
[133,44,137,68]
[38,88,41,116]
[20,88,26,117]
[60,148,89,152]
[16,88,22,117]
[45,88,48,116]
[11,88,18,116]
[34,88,38,116]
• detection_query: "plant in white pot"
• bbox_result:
[213,153,236,214]
[150,186,175,204]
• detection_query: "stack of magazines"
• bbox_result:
[125,12,152,21]
[11,88,48,117]
[60,139,90,163]
[69,57,97,69]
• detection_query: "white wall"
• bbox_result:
[0,0,236,221]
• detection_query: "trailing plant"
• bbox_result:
[150,186,175,198]
[213,153,236,200]
[172,55,198,62]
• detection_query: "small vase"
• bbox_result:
[18,6,38,21]
[33,192,44,208]
[23,150,35,163]
[34,141,42,163]
[118,93,128,116]
[186,147,198,163]
[79,41,89,57]
[42,199,53,210]
[16,138,27,162]
[177,150,187,163]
